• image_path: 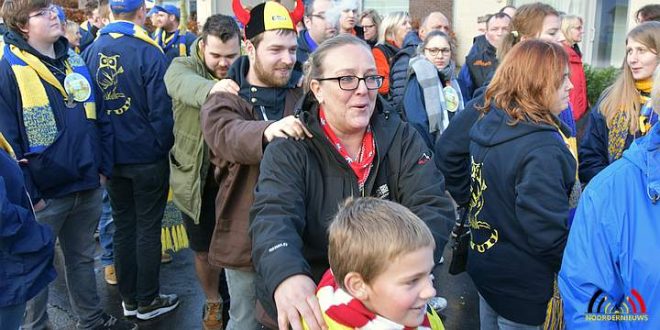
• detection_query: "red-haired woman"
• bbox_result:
[467,40,577,329]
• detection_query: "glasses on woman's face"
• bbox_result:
[315,75,384,91]
[29,5,57,18]
[424,47,451,57]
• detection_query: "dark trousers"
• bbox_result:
[107,158,169,306]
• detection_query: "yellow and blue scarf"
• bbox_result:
[608,79,655,162]
[100,21,163,53]
[3,44,97,153]
[154,28,187,56]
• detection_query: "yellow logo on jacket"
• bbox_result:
[96,53,132,115]
[468,156,498,253]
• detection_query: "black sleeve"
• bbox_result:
[435,95,483,207]
[249,139,312,302]
[578,109,609,184]
[395,123,455,261]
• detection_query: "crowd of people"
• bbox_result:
[0,0,659,330]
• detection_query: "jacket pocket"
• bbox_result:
[24,129,93,192]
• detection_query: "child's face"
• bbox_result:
[362,246,436,326]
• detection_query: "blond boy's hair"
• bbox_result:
[328,197,435,289]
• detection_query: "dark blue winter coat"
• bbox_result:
[83,22,174,165]
[468,105,575,326]
[388,31,421,108]
[0,32,110,202]
[0,143,56,307]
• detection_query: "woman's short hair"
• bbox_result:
[303,34,371,93]
[377,11,408,45]
[560,14,583,45]
[498,2,559,60]
[599,21,660,133]
[636,4,660,23]
[328,197,435,288]
[481,39,569,127]
[64,20,79,36]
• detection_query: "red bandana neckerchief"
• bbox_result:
[319,106,375,190]
[316,269,434,329]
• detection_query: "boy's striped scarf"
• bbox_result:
[3,44,97,153]
[154,28,187,57]
[315,269,443,330]
[100,21,163,53]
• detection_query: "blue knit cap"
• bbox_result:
[110,0,144,14]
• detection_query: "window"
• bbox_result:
[361,0,408,16]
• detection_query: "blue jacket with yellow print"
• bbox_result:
[83,21,174,165]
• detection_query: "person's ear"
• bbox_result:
[310,79,323,103]
[343,272,369,301]
[245,40,256,62]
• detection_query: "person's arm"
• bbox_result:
[395,123,455,259]
[579,109,609,184]
[144,49,175,152]
[0,67,42,203]
[514,145,572,272]
[457,64,474,102]
[164,57,217,108]
[249,139,324,330]
[435,96,482,207]
[559,190,621,330]
[0,176,36,239]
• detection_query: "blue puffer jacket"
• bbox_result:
[559,123,660,330]
[389,31,421,108]
[0,140,56,307]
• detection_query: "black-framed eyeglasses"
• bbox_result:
[315,75,384,91]
[424,47,451,56]
[29,4,57,18]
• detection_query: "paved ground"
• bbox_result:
[47,243,480,329]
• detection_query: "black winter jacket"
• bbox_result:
[250,93,455,320]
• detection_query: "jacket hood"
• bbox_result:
[470,104,569,148]
[622,123,660,202]
[297,91,399,162]
[401,31,422,49]
[4,29,69,62]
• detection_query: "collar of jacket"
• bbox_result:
[190,37,216,80]
[297,91,398,165]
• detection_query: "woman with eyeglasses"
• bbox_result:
[359,9,381,47]
[401,30,464,149]
[249,34,455,330]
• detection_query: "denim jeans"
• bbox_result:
[107,159,169,306]
[225,269,258,330]
[22,188,105,330]
[479,295,542,330]
[1,303,26,330]
[98,189,114,267]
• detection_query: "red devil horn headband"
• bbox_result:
[232,0,304,26]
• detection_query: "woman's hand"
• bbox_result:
[273,274,326,330]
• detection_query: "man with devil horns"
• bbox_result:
[200,1,305,329]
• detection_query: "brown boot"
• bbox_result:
[202,301,222,330]
[104,265,118,285]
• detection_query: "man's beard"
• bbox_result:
[253,56,292,88]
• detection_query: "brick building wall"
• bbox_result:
[409,0,452,25]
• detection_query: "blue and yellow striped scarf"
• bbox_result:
[100,21,163,53]
[154,28,187,57]
[3,44,97,153]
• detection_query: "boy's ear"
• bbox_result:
[343,272,369,301]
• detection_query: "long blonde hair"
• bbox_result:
[599,21,660,133]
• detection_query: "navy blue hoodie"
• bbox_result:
[467,106,575,325]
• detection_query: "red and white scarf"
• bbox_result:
[319,107,376,189]
[316,269,435,330]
